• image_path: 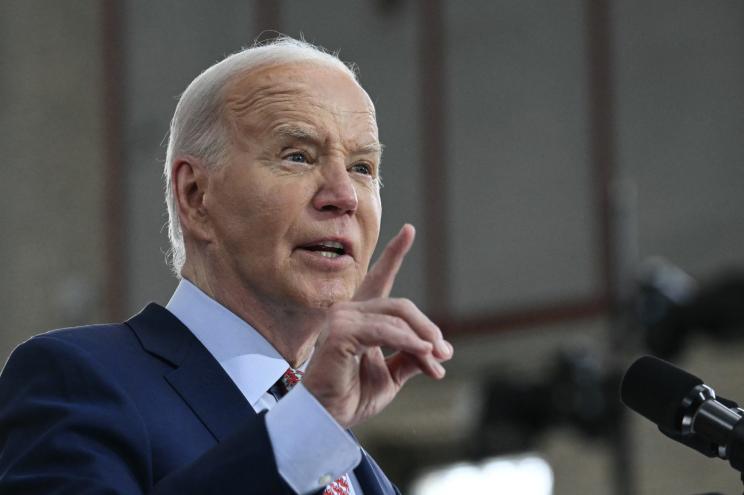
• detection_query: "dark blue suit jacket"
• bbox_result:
[0,303,399,494]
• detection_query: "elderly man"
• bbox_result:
[0,37,452,494]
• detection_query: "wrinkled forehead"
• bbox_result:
[221,61,378,140]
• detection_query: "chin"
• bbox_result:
[310,291,353,308]
[300,284,356,309]
[284,270,361,310]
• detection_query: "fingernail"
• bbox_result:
[437,339,453,358]
[434,361,446,378]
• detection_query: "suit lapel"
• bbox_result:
[165,341,257,441]
[129,304,396,493]
[353,452,387,495]
[126,303,257,442]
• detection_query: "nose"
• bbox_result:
[312,161,358,214]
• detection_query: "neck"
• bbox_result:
[181,263,325,368]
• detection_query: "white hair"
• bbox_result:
[164,37,359,277]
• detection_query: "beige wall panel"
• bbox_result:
[0,1,106,362]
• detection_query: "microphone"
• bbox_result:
[621,355,744,471]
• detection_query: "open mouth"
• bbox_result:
[299,240,348,259]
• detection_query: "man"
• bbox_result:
[0,37,452,494]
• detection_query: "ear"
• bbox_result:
[172,157,212,242]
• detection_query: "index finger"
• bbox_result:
[354,224,415,301]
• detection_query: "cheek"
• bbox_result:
[235,182,314,248]
[359,191,382,262]
[366,186,382,223]
[213,182,283,250]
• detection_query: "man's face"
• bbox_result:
[202,62,382,311]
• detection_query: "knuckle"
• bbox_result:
[371,323,385,339]
[384,314,406,329]
[392,297,415,312]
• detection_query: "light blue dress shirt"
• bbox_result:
[167,279,362,494]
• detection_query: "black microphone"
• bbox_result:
[621,355,744,471]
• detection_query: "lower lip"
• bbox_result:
[295,249,354,269]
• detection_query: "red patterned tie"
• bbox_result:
[279,368,352,495]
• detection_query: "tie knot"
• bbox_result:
[281,367,304,394]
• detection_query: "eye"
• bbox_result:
[350,162,373,176]
[283,151,311,164]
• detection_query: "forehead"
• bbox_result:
[222,62,378,146]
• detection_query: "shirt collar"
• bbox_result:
[166,279,291,409]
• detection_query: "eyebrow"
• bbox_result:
[353,141,384,157]
[274,124,322,144]
[274,124,383,157]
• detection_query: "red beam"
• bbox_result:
[586,0,619,304]
[101,0,126,321]
[418,0,450,318]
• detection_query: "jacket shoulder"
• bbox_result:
[19,302,171,357]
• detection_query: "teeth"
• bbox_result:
[319,251,340,258]
[317,241,344,250]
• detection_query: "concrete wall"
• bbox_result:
[0,0,106,360]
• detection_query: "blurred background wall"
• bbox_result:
[1,1,743,493]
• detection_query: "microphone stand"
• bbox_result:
[693,399,744,495]
[665,397,744,495]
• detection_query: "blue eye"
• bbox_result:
[285,152,308,163]
[351,163,373,175]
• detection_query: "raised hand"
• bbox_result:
[302,224,453,428]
